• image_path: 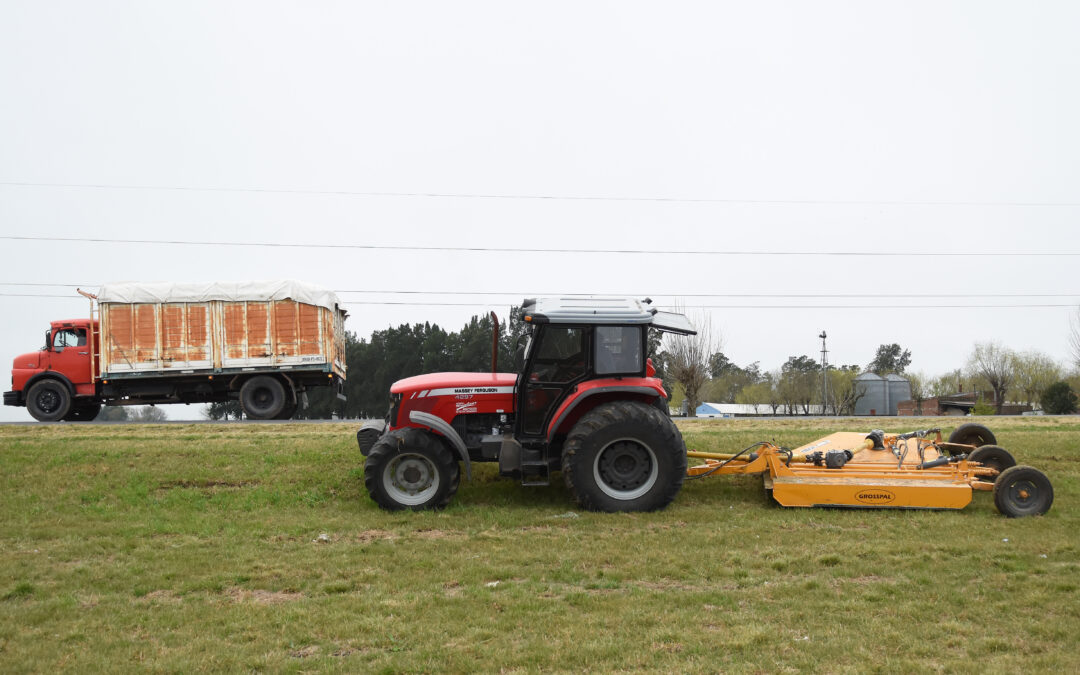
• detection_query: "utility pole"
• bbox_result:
[819,331,829,415]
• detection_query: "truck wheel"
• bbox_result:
[364,428,460,511]
[64,403,102,422]
[240,376,286,420]
[967,444,1016,475]
[26,380,72,422]
[948,423,996,450]
[993,465,1053,517]
[273,399,298,420]
[562,400,687,512]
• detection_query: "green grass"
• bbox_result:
[0,417,1077,672]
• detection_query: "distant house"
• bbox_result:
[897,391,1033,416]
[854,372,911,416]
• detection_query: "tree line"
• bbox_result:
[202,308,1080,420]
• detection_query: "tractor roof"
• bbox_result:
[520,297,696,334]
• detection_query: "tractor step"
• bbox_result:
[520,459,550,486]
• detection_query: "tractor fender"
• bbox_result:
[408,410,473,481]
[547,385,663,442]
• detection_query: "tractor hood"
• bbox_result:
[390,372,517,396]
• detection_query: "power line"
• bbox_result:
[2,235,1078,257]
[0,293,1073,309]
[2,180,1077,208]
[1,282,1077,299]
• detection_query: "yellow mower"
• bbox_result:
[686,423,1053,517]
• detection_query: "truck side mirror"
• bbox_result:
[44,330,52,351]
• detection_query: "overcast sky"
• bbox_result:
[2,2,1078,421]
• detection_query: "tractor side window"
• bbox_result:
[52,329,85,352]
[595,326,643,375]
[530,327,586,383]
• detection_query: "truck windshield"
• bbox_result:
[52,328,86,352]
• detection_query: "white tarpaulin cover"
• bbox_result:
[97,280,343,314]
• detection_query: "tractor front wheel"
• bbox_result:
[364,428,460,511]
[993,465,1053,518]
[562,401,687,512]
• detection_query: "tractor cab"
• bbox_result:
[358,297,696,513]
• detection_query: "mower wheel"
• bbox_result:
[562,400,687,512]
[240,376,287,420]
[967,444,1016,475]
[947,423,997,450]
[993,465,1053,518]
[26,380,73,422]
[364,428,460,511]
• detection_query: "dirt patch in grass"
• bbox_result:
[226,588,304,605]
[354,529,396,543]
[158,479,259,491]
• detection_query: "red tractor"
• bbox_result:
[356,298,696,512]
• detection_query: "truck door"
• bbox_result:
[47,327,93,387]
[517,325,589,438]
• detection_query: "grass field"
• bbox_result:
[1,417,1077,673]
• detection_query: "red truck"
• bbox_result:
[5,280,347,421]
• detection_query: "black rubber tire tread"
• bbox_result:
[363,428,460,511]
[64,403,102,422]
[26,379,72,422]
[947,422,997,450]
[562,400,687,512]
[967,444,1017,475]
[240,376,286,420]
[993,465,1053,518]
[652,396,670,416]
[273,399,298,420]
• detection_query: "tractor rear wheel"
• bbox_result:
[562,400,687,512]
[967,444,1016,475]
[240,376,287,420]
[948,423,996,450]
[993,465,1053,518]
[26,380,72,422]
[364,428,460,511]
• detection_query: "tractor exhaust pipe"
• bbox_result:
[490,311,499,374]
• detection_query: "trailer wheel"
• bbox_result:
[967,444,1016,475]
[64,403,102,422]
[993,465,1053,518]
[562,401,687,512]
[240,376,286,420]
[364,428,460,511]
[26,380,72,422]
[948,423,997,450]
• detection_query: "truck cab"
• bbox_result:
[6,319,101,421]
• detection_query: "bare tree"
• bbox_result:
[907,371,928,415]
[967,342,1015,414]
[665,311,718,417]
[1013,350,1064,408]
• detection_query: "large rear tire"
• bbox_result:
[993,465,1053,518]
[26,380,72,422]
[562,400,687,512]
[948,422,997,450]
[364,428,460,511]
[240,376,287,420]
